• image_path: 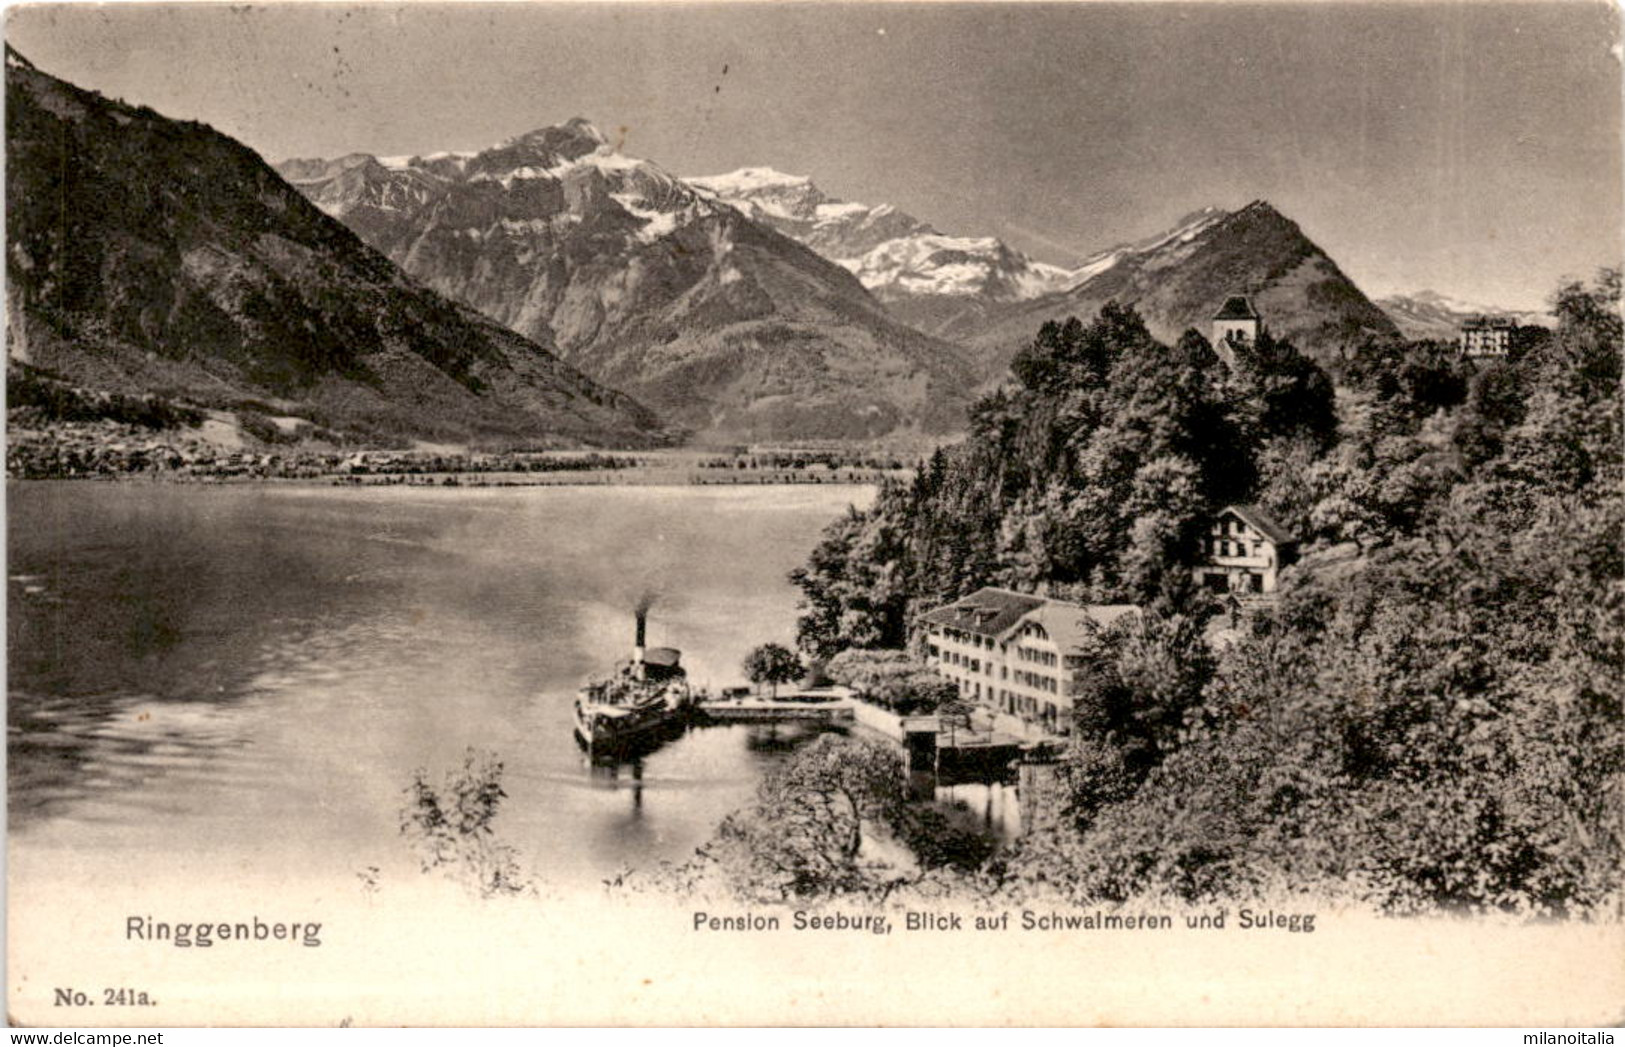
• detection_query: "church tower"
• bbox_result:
[1211,295,1261,367]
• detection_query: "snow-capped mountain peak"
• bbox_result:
[689,166,811,195]
[376,150,475,172]
[275,126,972,442]
[1128,205,1230,253]
[685,166,1079,302]
[279,119,724,240]
[357,119,621,183]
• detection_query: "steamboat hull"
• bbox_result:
[573,696,688,752]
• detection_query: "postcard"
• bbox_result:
[6,0,1622,1027]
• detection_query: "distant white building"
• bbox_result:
[918,587,1139,737]
[1459,315,1514,358]
[1195,504,1297,595]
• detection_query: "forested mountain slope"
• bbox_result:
[5,49,665,447]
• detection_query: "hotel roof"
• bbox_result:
[1025,602,1141,654]
[917,587,1046,638]
[918,587,1140,649]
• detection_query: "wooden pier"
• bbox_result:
[693,696,855,723]
[690,689,1043,773]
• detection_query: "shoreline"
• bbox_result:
[6,423,920,485]
[5,469,900,487]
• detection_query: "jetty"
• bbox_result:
[691,685,1034,772]
[693,686,856,723]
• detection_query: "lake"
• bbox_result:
[7,481,1020,896]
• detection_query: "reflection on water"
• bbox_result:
[930,776,1024,841]
[9,482,900,890]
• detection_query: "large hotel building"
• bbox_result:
[918,587,1139,737]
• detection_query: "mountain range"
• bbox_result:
[686,167,1079,304]
[11,52,1434,450]
[276,129,974,442]
[4,49,663,448]
[684,175,1403,369]
[947,199,1402,368]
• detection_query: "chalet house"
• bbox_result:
[1459,315,1514,359]
[1196,504,1296,595]
[1212,295,1261,366]
[918,587,1139,737]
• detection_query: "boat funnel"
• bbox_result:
[634,610,647,665]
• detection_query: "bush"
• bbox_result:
[236,409,299,445]
[825,649,955,714]
[399,748,534,898]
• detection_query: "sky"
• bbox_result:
[8,1,1621,310]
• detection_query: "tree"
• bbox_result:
[699,735,913,900]
[1227,329,1339,450]
[399,748,532,898]
[789,507,865,660]
[1547,267,1622,398]
[742,642,804,699]
[1121,455,1209,600]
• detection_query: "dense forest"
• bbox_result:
[791,296,1341,656]
[753,271,1623,916]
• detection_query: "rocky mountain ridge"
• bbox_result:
[942,200,1403,370]
[277,128,974,441]
[679,168,1398,371]
[687,167,1078,304]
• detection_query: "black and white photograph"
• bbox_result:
[5,0,1621,1028]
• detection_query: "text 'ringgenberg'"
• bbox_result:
[125,915,323,947]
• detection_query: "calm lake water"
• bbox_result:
[8,482,1019,894]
